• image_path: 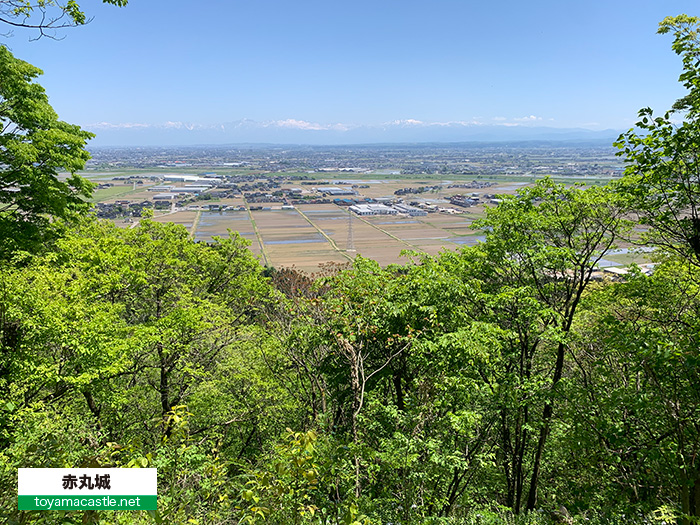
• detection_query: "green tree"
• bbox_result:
[351,255,499,519]
[615,15,700,267]
[614,19,700,520]
[0,46,94,257]
[305,256,499,519]
[0,0,128,39]
[448,179,627,512]
[50,219,271,436]
[566,262,700,523]
[0,219,288,522]
[239,429,368,525]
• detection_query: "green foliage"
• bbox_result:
[0,46,95,257]
[612,20,700,521]
[658,15,700,115]
[0,0,128,39]
[6,15,700,524]
[239,429,368,525]
[0,218,287,523]
[440,179,627,512]
[615,15,700,266]
[564,262,700,521]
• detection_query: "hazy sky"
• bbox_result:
[4,0,700,135]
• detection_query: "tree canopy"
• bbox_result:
[615,15,700,267]
[3,10,700,525]
[0,45,94,257]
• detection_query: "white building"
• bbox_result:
[172,186,209,193]
[393,204,428,216]
[368,204,398,215]
[349,204,373,216]
[349,204,398,216]
[164,175,218,185]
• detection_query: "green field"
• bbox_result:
[90,184,154,203]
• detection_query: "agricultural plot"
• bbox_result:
[264,243,349,271]
[89,169,647,272]
[193,211,260,255]
[90,183,158,203]
[254,208,341,268]
[141,204,492,271]
[154,210,198,231]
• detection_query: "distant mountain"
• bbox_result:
[86,119,623,147]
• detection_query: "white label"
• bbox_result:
[18,468,157,495]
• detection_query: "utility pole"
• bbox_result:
[347,208,356,252]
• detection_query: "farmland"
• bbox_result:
[81,142,653,272]
[91,175,635,272]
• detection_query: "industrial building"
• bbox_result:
[393,204,428,216]
[349,204,398,216]
[322,187,356,196]
[163,175,218,185]
[172,186,209,193]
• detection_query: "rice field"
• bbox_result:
[148,204,486,271]
[94,173,642,272]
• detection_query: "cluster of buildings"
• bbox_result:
[448,193,501,208]
[319,187,356,197]
[95,200,162,219]
[94,170,480,220]
[394,185,442,196]
[449,194,481,207]
[447,181,497,189]
[149,175,221,201]
[349,203,428,217]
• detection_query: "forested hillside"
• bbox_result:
[2,13,700,525]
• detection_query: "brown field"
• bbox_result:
[146,203,485,271]
[95,175,643,272]
[154,210,198,230]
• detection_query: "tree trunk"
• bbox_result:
[680,469,690,525]
[339,336,363,498]
[501,407,515,509]
[350,351,361,498]
[526,340,566,511]
[157,342,173,438]
[393,372,404,412]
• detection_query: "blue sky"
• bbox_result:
[4,0,700,144]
